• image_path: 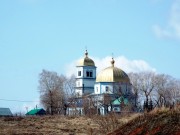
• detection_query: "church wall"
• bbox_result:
[76,79,95,87]
[76,89,83,96]
[95,82,117,94]
[67,107,83,116]
[75,87,94,96]
[83,66,96,78]
[100,83,114,94]
[94,83,100,94]
[113,82,132,95]
[76,67,83,78]
[75,65,96,96]
[94,82,132,96]
[83,79,95,86]
[76,66,96,79]
[83,87,94,94]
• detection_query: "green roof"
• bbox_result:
[26,108,45,115]
[112,97,128,105]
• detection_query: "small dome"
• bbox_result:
[77,50,95,66]
[96,58,130,83]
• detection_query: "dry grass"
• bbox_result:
[0,116,95,135]
[0,113,139,135]
[92,112,140,134]
[108,107,180,135]
[0,108,179,135]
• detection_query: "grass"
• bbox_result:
[108,107,180,135]
[0,113,138,135]
[0,107,179,135]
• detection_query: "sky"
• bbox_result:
[0,0,180,113]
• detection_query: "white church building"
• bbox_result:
[68,50,135,115]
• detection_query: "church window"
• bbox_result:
[78,71,81,76]
[90,71,93,77]
[86,71,90,77]
[86,70,93,77]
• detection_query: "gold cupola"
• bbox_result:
[77,50,95,66]
[96,57,130,83]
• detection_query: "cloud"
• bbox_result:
[65,56,156,77]
[152,0,180,39]
[170,0,180,37]
[152,25,172,38]
[64,58,80,78]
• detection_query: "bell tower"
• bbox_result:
[75,50,96,96]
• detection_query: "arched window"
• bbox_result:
[90,70,93,77]
[86,70,93,77]
[86,71,89,77]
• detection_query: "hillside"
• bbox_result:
[108,108,180,135]
[0,108,180,135]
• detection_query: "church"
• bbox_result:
[67,50,135,115]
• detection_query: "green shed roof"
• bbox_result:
[112,97,128,105]
[26,108,45,115]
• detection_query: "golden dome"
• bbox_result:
[96,58,130,83]
[77,50,95,66]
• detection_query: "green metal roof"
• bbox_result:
[111,97,128,105]
[26,108,44,115]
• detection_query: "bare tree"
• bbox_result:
[128,72,141,108]
[129,72,180,110]
[38,70,65,115]
[138,72,156,110]
[153,74,180,108]
[82,96,96,115]
[64,75,76,98]
[128,72,157,111]
[168,79,180,106]
[153,74,172,107]
[63,75,76,115]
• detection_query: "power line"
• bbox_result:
[0,98,39,103]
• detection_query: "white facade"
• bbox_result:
[75,66,96,96]
[94,82,132,95]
